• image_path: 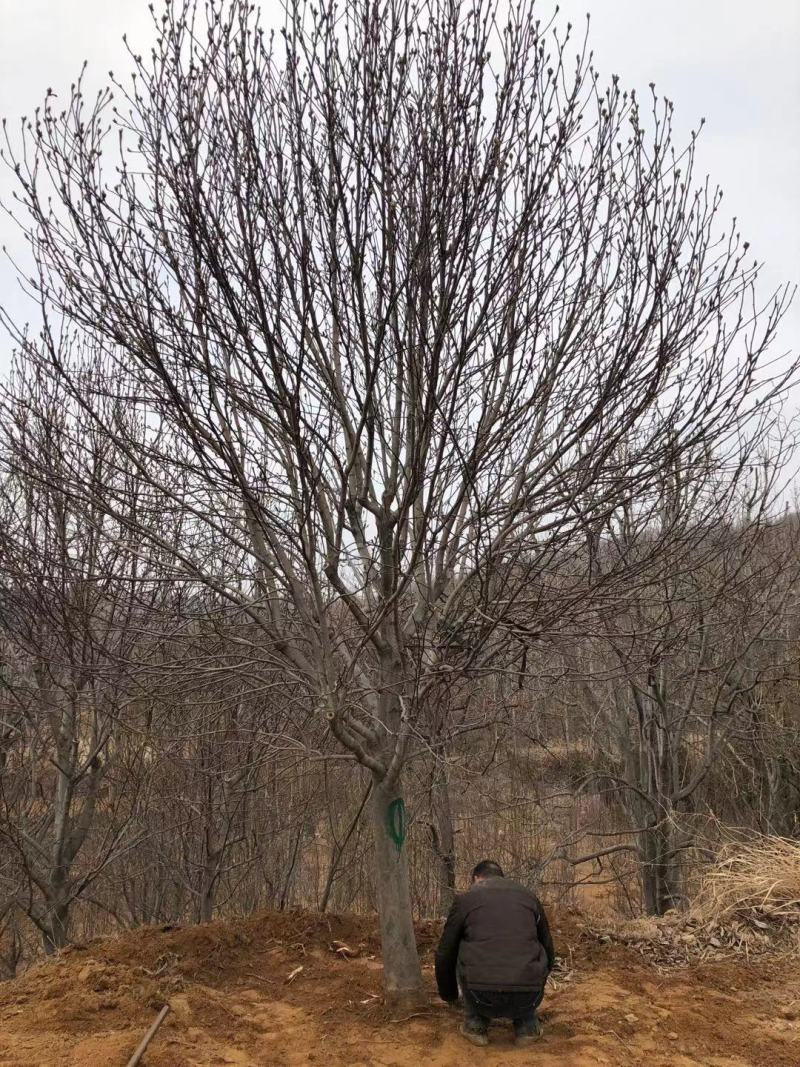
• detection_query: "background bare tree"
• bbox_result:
[543,449,799,913]
[0,359,175,951]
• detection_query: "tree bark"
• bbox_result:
[369,778,424,1007]
[198,880,215,924]
[429,763,456,915]
[640,821,681,916]
[41,899,70,955]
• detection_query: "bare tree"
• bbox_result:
[0,360,171,951]
[548,451,800,913]
[2,0,793,1000]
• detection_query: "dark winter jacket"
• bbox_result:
[435,876,555,1001]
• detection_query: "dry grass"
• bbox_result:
[695,833,800,925]
[585,834,800,967]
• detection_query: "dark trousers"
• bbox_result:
[462,986,544,1038]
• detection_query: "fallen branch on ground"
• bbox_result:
[125,1004,170,1067]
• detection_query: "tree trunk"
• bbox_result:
[640,829,660,915]
[41,899,70,955]
[369,777,424,1008]
[0,913,23,979]
[640,822,681,916]
[429,763,456,915]
[197,830,220,923]
[766,758,800,836]
[198,879,215,924]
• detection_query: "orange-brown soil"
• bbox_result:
[0,909,797,1066]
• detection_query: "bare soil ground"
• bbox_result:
[0,908,798,1066]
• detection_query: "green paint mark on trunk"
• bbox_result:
[386,797,406,851]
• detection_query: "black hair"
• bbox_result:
[472,859,504,880]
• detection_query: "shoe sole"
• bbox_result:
[515,1033,542,1045]
[459,1027,489,1047]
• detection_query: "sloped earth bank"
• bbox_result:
[0,910,798,1066]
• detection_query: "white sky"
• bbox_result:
[0,0,798,373]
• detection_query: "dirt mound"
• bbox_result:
[0,908,798,1066]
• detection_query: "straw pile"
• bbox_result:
[695,834,800,925]
[586,834,800,966]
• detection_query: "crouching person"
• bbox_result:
[435,860,555,1047]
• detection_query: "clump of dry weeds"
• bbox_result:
[586,834,800,966]
[694,834,800,925]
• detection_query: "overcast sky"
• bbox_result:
[0,0,798,373]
